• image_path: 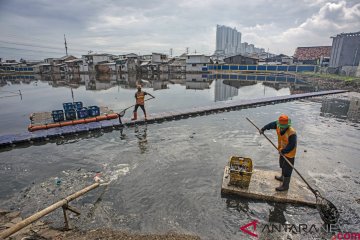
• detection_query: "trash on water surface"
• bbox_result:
[54,177,62,186]
[94,173,104,183]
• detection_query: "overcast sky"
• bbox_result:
[0,0,359,60]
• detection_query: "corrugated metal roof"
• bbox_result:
[294,46,332,60]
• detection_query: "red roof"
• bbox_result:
[293,46,332,60]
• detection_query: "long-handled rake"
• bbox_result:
[246,117,340,224]
[117,96,155,118]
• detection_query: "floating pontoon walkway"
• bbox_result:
[0,90,347,149]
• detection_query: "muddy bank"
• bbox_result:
[67,229,200,240]
[0,168,201,240]
[294,73,360,92]
[0,210,200,240]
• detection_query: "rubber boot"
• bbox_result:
[276,177,290,191]
[131,112,137,121]
[275,167,284,181]
[275,175,284,182]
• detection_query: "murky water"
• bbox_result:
[0,73,302,135]
[0,74,359,239]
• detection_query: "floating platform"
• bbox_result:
[29,106,114,126]
[28,107,117,131]
[221,167,316,207]
[0,90,348,149]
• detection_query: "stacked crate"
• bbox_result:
[51,102,101,122]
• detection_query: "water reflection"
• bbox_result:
[225,196,250,213]
[0,72,320,107]
[208,73,307,84]
[153,81,168,90]
[268,203,287,224]
[215,80,239,101]
[321,97,360,123]
[134,125,148,154]
[0,72,320,134]
[82,74,118,90]
[185,74,211,90]
[118,127,127,140]
[1,72,314,94]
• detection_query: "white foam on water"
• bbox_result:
[108,164,130,182]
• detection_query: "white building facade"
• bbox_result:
[185,54,210,72]
[152,53,168,64]
[82,54,112,65]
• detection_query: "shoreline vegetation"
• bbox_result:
[293,72,360,92]
[295,71,360,82]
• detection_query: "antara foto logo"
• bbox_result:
[240,220,258,238]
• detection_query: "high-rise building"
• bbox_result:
[240,42,248,54]
[214,79,238,102]
[215,25,242,56]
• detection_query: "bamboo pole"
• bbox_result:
[0,182,100,239]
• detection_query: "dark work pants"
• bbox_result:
[133,104,146,114]
[279,156,295,178]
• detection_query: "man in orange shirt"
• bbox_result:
[260,114,297,191]
[131,85,154,121]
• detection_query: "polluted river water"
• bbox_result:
[0,74,359,239]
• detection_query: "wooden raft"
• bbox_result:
[221,167,316,207]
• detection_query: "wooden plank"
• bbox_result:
[221,167,317,207]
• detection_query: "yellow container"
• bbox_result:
[228,156,253,188]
